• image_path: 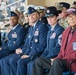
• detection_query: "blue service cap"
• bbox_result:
[59,2,70,9]
[27,7,38,14]
[10,11,18,17]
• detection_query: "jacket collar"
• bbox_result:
[50,23,60,32]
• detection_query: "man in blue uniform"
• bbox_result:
[0,11,27,75]
[31,6,64,75]
[0,11,26,59]
[0,7,48,75]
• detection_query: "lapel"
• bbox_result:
[12,24,20,32]
[8,24,20,38]
[49,24,60,38]
[47,24,59,45]
[62,27,70,51]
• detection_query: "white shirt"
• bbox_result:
[51,23,57,31]
[32,20,38,28]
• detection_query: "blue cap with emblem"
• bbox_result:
[35,6,46,13]
[10,11,18,17]
[27,7,38,14]
[59,2,70,9]
[45,6,58,17]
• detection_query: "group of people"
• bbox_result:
[0,1,76,75]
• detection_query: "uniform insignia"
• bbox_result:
[35,39,38,42]
[28,34,31,38]
[13,41,16,44]
[73,42,76,50]
[47,10,50,13]
[58,34,62,45]
[8,44,9,46]
[14,32,16,33]
[50,33,56,39]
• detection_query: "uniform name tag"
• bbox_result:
[73,42,76,50]
[12,32,17,38]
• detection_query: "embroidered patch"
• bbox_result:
[34,29,39,36]
[50,33,56,39]
[12,32,17,38]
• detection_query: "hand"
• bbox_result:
[16,48,22,54]
[21,55,29,59]
[51,59,55,62]
[50,59,55,65]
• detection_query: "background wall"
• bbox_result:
[26,0,75,7]
[27,0,45,6]
[45,0,75,6]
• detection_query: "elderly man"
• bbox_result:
[48,8,76,75]
[0,11,26,59]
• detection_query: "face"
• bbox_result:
[47,15,58,26]
[67,14,76,28]
[73,4,76,8]
[62,7,67,13]
[39,11,45,18]
[58,11,66,18]
[24,15,29,23]
[9,16,19,27]
[20,13,24,18]
[58,7,67,19]
[28,12,39,24]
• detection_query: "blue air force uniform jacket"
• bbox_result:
[41,24,64,59]
[21,20,48,57]
[1,24,26,51]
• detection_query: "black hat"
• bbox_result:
[28,7,38,14]
[10,11,18,17]
[59,2,70,9]
[57,10,62,14]
[45,6,58,17]
[73,1,76,4]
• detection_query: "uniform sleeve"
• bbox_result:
[56,32,64,59]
